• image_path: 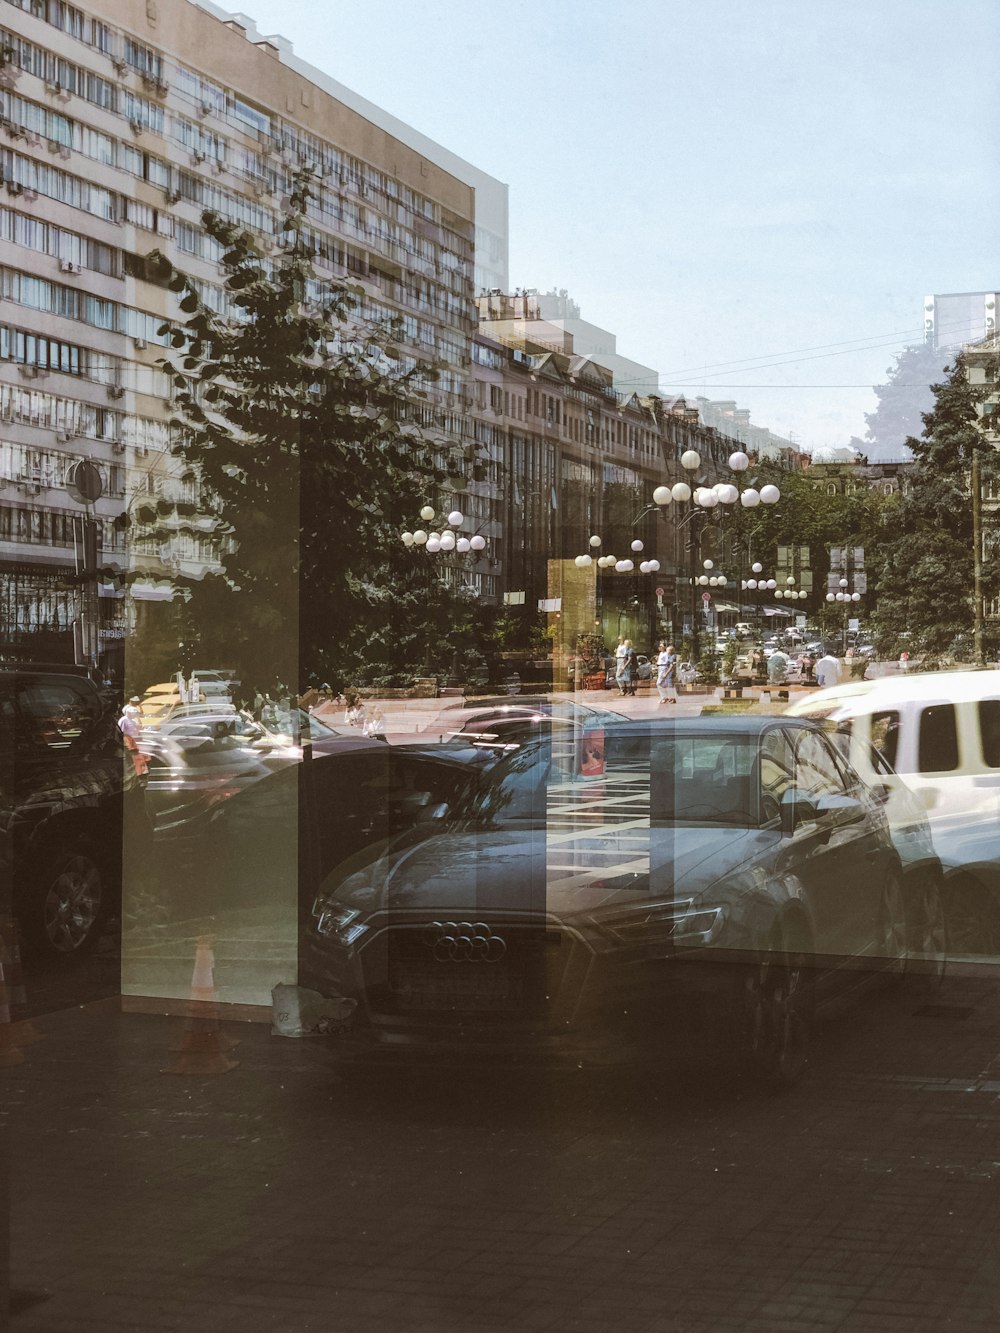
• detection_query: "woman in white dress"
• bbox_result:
[656,642,677,704]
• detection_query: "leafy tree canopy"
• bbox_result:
[870,348,1000,660]
[863,341,954,464]
[141,171,483,691]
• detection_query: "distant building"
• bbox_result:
[923,291,999,349]
[476,289,659,395]
[805,455,913,500]
[693,398,799,462]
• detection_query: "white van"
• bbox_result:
[785,669,1000,825]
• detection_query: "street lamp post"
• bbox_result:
[401,505,487,679]
[652,449,781,665]
[825,577,862,654]
[741,567,808,643]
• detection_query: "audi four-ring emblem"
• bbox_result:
[423,921,507,963]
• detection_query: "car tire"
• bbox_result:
[728,921,815,1089]
[904,869,947,991]
[944,873,1000,957]
[21,842,111,962]
[876,871,908,987]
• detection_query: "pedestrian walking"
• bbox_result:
[767,649,789,686]
[364,705,387,742]
[118,696,148,781]
[815,650,841,688]
[614,637,628,695]
[343,690,366,729]
[899,650,910,673]
[656,642,677,704]
[622,640,638,696]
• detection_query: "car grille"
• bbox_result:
[361,921,574,1022]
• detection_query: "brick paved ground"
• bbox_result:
[6,969,1000,1332]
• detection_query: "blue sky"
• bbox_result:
[231,0,997,448]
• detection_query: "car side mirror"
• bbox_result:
[780,788,816,835]
[815,793,866,825]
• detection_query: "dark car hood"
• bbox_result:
[337,823,766,917]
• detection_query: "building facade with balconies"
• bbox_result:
[0,0,500,673]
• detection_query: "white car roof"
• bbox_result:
[786,668,1000,718]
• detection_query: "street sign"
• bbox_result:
[701,592,711,603]
[848,618,860,632]
[655,587,664,597]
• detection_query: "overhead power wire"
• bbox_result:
[652,314,982,381]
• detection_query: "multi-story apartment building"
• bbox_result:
[0,0,502,675]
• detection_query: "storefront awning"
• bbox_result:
[714,601,740,613]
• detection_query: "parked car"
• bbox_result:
[303,717,910,1085]
[141,708,355,833]
[823,723,945,983]
[1,662,149,960]
[786,669,1000,952]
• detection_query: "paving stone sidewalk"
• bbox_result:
[6,969,1000,1332]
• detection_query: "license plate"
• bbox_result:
[391,967,525,1012]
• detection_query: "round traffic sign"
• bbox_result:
[701,592,711,603]
[66,459,103,505]
[655,586,664,597]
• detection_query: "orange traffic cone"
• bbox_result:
[0,917,41,1068]
[163,935,239,1075]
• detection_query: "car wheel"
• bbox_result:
[729,922,814,1089]
[23,845,109,962]
[944,874,1000,956]
[876,872,908,986]
[904,869,947,991]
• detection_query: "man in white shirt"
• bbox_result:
[814,652,841,688]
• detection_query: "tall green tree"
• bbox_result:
[863,341,954,463]
[142,171,474,690]
[870,349,1000,660]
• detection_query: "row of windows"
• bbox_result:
[0,322,172,399]
[0,382,117,439]
[869,704,1000,773]
[1,265,170,344]
[0,201,117,274]
[0,439,125,494]
[0,382,171,453]
[0,499,102,548]
[2,6,453,237]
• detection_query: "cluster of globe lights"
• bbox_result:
[574,534,660,574]
[691,559,728,588]
[827,577,861,604]
[401,505,486,555]
[740,562,808,601]
[651,450,781,512]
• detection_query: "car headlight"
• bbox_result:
[312,900,369,946]
[599,901,727,947]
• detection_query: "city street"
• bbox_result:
[6,967,1000,1332]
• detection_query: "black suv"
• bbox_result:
[1,663,147,961]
